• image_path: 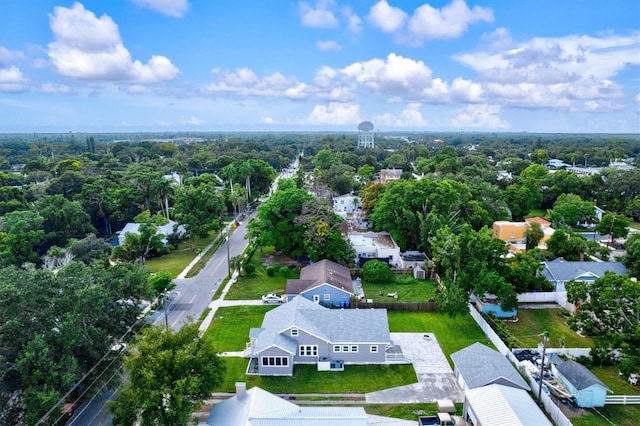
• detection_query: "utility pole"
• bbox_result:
[163,288,169,331]
[538,332,549,403]
[226,232,231,278]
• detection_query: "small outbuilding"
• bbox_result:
[463,383,551,426]
[553,359,611,407]
[451,343,530,392]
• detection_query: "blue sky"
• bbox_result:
[0,0,639,133]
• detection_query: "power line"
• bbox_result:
[35,309,151,425]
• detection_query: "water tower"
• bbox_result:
[357,121,375,148]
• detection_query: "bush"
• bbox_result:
[361,260,393,283]
[559,307,571,317]
[265,265,276,276]
[279,266,290,277]
[244,263,256,275]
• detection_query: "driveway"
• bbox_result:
[366,333,464,403]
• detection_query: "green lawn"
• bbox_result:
[591,366,640,395]
[144,233,216,277]
[630,222,640,231]
[502,309,593,348]
[214,357,417,393]
[225,247,300,299]
[572,405,640,426]
[361,275,438,302]
[204,306,275,352]
[387,311,490,363]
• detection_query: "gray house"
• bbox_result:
[247,296,397,376]
[286,259,358,306]
[552,359,611,407]
[541,259,627,292]
[451,343,530,392]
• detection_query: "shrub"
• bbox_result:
[266,265,276,276]
[559,308,571,317]
[279,266,290,277]
[244,263,256,275]
[361,260,393,283]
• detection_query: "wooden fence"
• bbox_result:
[350,301,437,311]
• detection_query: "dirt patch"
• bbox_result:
[261,251,305,268]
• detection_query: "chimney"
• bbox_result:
[235,382,246,396]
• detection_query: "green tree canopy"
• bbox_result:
[109,323,225,426]
[361,259,393,283]
[566,273,640,366]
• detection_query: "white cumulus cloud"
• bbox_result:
[0,65,28,93]
[374,103,428,127]
[48,2,179,83]
[306,102,360,125]
[317,40,341,51]
[40,83,74,94]
[299,0,338,28]
[451,104,509,129]
[342,6,362,34]
[408,0,493,40]
[455,32,639,111]
[368,1,407,33]
[130,0,190,17]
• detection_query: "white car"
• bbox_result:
[262,294,284,304]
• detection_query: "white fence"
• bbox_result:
[605,395,640,404]
[468,304,573,426]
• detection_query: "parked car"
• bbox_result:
[261,294,284,304]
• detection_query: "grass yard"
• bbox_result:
[225,247,300,299]
[503,308,593,348]
[214,357,417,394]
[144,232,216,277]
[204,306,275,352]
[387,311,490,363]
[630,222,640,231]
[361,275,438,302]
[572,367,640,424]
[572,405,640,426]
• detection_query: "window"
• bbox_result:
[333,345,341,352]
[313,295,320,302]
[342,345,349,352]
[370,345,378,353]
[323,294,331,301]
[351,345,358,353]
[291,328,298,336]
[299,345,318,356]
[261,356,288,367]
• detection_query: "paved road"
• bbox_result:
[158,218,253,330]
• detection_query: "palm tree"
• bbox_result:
[151,178,174,220]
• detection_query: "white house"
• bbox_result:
[117,220,186,246]
[332,194,360,213]
[348,231,401,267]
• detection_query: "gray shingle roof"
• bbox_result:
[451,343,530,391]
[542,260,627,282]
[555,360,611,392]
[253,296,390,354]
[286,259,354,295]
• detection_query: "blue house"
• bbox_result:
[286,259,358,306]
[541,259,627,292]
[553,359,611,407]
